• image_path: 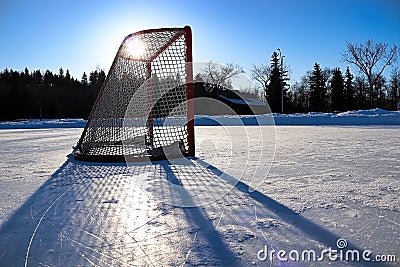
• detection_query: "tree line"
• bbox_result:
[0,67,105,120]
[251,40,399,113]
[284,62,399,114]
[0,40,398,120]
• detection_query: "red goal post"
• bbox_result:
[74,26,194,162]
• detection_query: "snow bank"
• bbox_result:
[0,119,86,129]
[196,108,400,126]
[272,108,400,126]
[0,109,399,129]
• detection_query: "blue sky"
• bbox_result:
[1,0,399,84]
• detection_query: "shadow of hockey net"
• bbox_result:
[74,26,194,162]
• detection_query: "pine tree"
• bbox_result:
[374,75,387,108]
[354,76,368,109]
[32,70,43,120]
[388,69,399,110]
[330,68,345,112]
[81,72,88,86]
[266,52,281,113]
[308,63,328,112]
[265,51,289,113]
[89,70,98,86]
[344,67,355,111]
[65,69,71,81]
[24,67,30,78]
[32,70,43,86]
[58,68,64,79]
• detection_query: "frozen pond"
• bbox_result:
[0,126,399,266]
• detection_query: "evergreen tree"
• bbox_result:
[330,68,345,112]
[1,68,10,79]
[266,52,281,112]
[43,70,55,86]
[81,72,88,86]
[58,68,64,79]
[344,67,355,110]
[265,51,288,113]
[65,69,71,81]
[32,70,43,119]
[388,69,400,110]
[354,76,368,109]
[308,63,328,112]
[42,70,57,117]
[374,75,387,108]
[24,67,30,79]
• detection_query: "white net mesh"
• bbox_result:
[75,27,193,161]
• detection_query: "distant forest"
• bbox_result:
[0,68,105,120]
[285,64,400,113]
[1,62,399,120]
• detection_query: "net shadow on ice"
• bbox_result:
[0,155,386,266]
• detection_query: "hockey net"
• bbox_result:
[74,26,194,162]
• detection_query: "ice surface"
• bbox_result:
[0,124,399,266]
[0,108,399,130]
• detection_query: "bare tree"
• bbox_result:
[199,61,244,90]
[250,63,271,96]
[341,40,398,105]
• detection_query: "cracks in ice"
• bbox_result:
[24,185,74,267]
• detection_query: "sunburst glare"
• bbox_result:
[125,38,146,59]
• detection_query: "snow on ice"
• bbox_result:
[0,108,399,129]
[0,110,399,266]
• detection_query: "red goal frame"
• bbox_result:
[74,26,194,162]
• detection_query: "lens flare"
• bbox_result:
[126,38,146,59]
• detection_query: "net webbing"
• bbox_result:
[75,27,192,161]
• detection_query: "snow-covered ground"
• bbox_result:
[0,112,399,266]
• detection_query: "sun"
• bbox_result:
[125,38,146,59]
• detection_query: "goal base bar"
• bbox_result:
[73,151,192,163]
